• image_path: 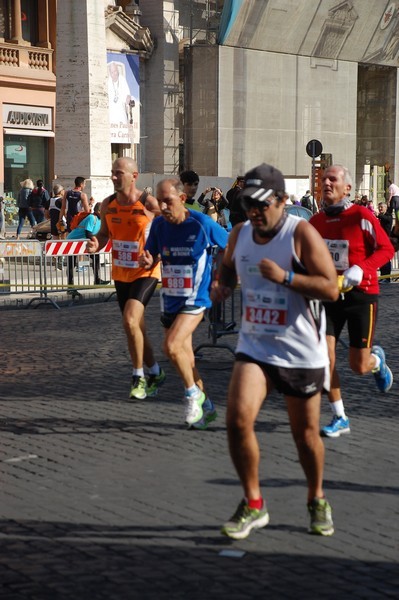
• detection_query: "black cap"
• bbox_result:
[239,163,285,201]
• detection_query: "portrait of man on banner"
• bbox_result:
[107,52,140,144]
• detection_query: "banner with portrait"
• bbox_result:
[107,52,140,145]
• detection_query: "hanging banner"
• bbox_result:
[107,52,140,145]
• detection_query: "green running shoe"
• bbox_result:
[221,499,269,540]
[190,398,217,430]
[146,368,166,397]
[129,375,147,400]
[308,498,334,536]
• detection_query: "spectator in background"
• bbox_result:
[0,196,5,238]
[16,178,36,239]
[300,190,318,213]
[180,170,203,212]
[47,183,66,240]
[367,199,377,216]
[387,179,399,215]
[198,186,231,231]
[290,194,301,206]
[28,179,50,224]
[59,176,90,233]
[360,194,368,207]
[377,202,393,283]
[66,202,109,289]
[227,176,246,225]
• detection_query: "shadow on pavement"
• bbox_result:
[0,518,397,599]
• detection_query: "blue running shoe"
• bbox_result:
[371,345,393,393]
[321,415,350,438]
[190,398,217,430]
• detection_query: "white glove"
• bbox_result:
[342,265,363,288]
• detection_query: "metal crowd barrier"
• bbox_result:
[194,246,240,357]
[1,238,397,312]
[0,239,113,309]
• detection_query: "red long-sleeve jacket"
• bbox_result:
[310,204,394,295]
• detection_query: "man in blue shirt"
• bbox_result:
[66,202,109,289]
[140,178,228,429]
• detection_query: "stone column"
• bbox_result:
[139,0,180,174]
[55,0,113,201]
[9,0,24,44]
[37,0,51,48]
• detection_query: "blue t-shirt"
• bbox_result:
[145,210,228,313]
[66,214,100,240]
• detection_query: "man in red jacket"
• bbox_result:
[310,165,394,438]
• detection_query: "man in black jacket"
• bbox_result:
[28,180,50,224]
[226,176,246,225]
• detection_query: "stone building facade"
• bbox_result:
[1,1,399,203]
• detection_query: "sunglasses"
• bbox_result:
[241,196,275,212]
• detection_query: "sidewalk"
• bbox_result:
[0,287,398,599]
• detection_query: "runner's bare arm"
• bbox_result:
[58,191,67,223]
[80,192,90,213]
[258,220,338,301]
[144,194,161,217]
[139,249,161,269]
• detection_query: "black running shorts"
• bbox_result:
[324,289,378,349]
[115,277,158,313]
[235,352,326,398]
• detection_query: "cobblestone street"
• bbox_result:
[0,287,398,599]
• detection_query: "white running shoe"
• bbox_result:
[184,387,205,426]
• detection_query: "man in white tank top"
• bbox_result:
[211,163,339,539]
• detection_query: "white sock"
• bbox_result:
[371,354,381,372]
[132,368,145,377]
[185,384,198,396]
[148,362,160,376]
[330,399,346,419]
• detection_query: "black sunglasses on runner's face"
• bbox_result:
[241,196,275,212]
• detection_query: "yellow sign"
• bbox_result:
[0,241,42,258]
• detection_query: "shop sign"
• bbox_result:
[2,104,52,130]
[0,241,42,258]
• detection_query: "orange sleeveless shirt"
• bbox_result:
[105,196,161,283]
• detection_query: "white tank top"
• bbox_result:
[233,216,328,369]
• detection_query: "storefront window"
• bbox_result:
[4,134,48,199]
